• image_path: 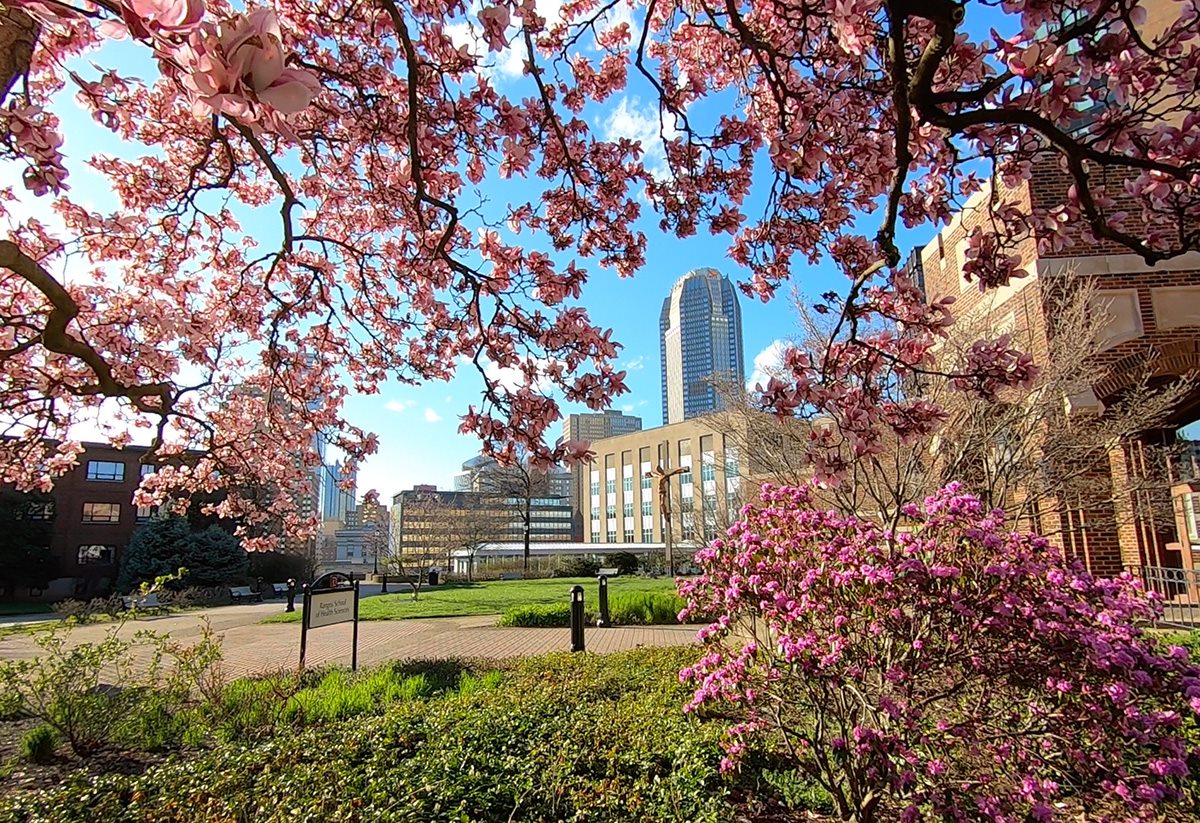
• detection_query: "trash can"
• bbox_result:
[428,570,439,586]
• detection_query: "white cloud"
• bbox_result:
[621,403,635,412]
[747,340,791,390]
[385,398,417,413]
[483,357,557,393]
[602,96,678,179]
[423,407,443,423]
[622,354,645,371]
[598,1,634,36]
[447,0,567,82]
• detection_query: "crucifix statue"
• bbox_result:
[649,463,686,575]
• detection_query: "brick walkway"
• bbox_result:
[0,602,698,678]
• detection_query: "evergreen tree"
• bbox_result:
[118,516,248,593]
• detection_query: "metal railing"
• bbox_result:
[1128,565,1200,628]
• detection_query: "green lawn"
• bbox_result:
[262,576,680,623]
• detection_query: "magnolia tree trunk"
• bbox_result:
[0,8,37,103]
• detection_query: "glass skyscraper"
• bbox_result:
[659,268,745,424]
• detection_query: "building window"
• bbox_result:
[82,502,121,523]
[606,530,616,543]
[623,502,634,517]
[623,476,633,493]
[680,467,692,486]
[86,460,125,482]
[591,506,600,519]
[136,505,157,520]
[642,500,652,516]
[623,529,634,542]
[78,544,115,565]
[606,479,616,495]
[641,475,651,490]
[701,461,716,482]
[590,533,600,544]
[25,501,54,520]
[590,481,600,496]
[606,504,616,518]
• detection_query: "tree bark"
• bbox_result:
[0,7,38,105]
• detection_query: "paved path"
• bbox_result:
[0,601,698,678]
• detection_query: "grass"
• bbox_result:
[262,576,680,623]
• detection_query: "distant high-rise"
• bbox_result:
[321,463,357,524]
[560,410,643,445]
[660,268,744,423]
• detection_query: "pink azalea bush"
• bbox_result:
[679,483,1200,822]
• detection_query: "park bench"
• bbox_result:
[271,582,291,598]
[121,592,165,612]
[229,585,262,603]
[597,568,619,578]
[499,572,523,580]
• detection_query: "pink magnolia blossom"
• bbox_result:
[681,482,1200,821]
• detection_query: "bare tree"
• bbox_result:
[391,492,454,601]
[450,498,509,582]
[469,453,549,573]
[719,274,1191,544]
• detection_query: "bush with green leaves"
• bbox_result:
[496,602,577,627]
[603,551,640,575]
[0,621,225,756]
[552,556,601,578]
[19,725,57,764]
[0,648,810,823]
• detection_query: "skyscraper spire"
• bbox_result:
[659,268,745,424]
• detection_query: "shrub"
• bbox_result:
[0,622,225,756]
[19,724,57,763]
[552,556,600,577]
[497,602,574,627]
[608,591,685,625]
[0,626,139,755]
[680,483,1200,823]
[603,551,640,575]
[51,598,96,623]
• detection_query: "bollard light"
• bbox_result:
[570,584,585,653]
[597,574,610,628]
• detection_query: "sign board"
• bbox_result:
[299,581,361,671]
[307,589,355,628]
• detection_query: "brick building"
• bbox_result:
[1,443,167,600]
[915,157,1200,577]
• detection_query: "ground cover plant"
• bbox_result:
[681,482,1200,822]
[263,576,678,623]
[0,647,821,822]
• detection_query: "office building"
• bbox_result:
[560,410,643,444]
[660,268,745,424]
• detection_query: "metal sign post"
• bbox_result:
[298,580,360,671]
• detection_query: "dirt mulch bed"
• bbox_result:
[0,717,170,795]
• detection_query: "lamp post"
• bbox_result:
[649,463,686,575]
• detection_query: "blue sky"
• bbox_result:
[9,1,1019,501]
